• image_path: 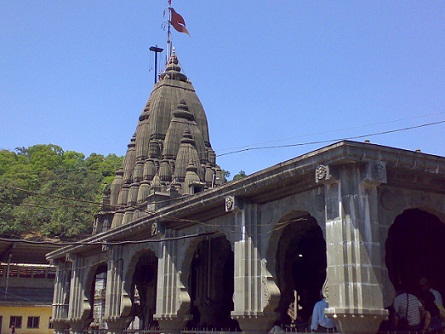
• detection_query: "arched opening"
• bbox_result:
[275,213,326,329]
[187,235,239,330]
[386,208,445,296]
[129,251,158,330]
[88,264,107,330]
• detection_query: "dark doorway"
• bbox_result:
[386,209,445,296]
[188,235,238,330]
[131,252,158,329]
[276,214,327,328]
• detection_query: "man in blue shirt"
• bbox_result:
[310,298,337,332]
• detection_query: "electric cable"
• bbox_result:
[216,119,445,157]
[3,118,444,210]
[215,111,445,153]
[0,231,215,247]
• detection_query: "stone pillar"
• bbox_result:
[155,230,190,333]
[316,163,388,334]
[51,259,71,334]
[228,197,279,332]
[103,245,132,334]
[66,253,92,334]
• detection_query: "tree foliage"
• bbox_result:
[0,145,123,240]
[232,170,247,181]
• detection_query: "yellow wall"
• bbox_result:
[0,305,54,334]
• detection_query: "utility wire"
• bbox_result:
[215,111,445,153]
[217,119,445,157]
[2,119,443,241]
[0,216,302,248]
[0,231,215,247]
[3,119,444,209]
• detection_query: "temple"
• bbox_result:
[47,50,445,334]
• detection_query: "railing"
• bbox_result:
[123,331,163,334]
[124,330,326,334]
[64,328,338,334]
[57,326,445,334]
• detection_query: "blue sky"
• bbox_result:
[1,1,444,178]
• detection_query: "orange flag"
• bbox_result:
[170,7,190,36]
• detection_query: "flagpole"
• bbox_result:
[167,0,172,58]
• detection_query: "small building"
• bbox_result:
[0,241,57,334]
[47,51,445,334]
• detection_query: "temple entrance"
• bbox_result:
[385,208,445,296]
[275,213,327,329]
[188,235,238,330]
[129,251,158,329]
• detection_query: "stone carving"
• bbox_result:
[225,196,235,212]
[261,275,281,314]
[151,222,158,236]
[315,165,338,185]
[225,195,243,212]
[362,161,387,185]
[371,161,386,182]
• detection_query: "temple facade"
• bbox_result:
[47,51,445,334]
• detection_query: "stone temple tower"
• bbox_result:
[94,50,223,234]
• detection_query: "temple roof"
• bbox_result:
[94,50,222,234]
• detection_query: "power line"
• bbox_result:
[0,231,216,247]
[2,118,443,234]
[215,111,445,154]
[217,119,445,157]
[0,214,304,249]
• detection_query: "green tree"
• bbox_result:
[221,169,230,183]
[232,170,247,181]
[0,145,123,240]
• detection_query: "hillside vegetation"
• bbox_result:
[0,144,123,240]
